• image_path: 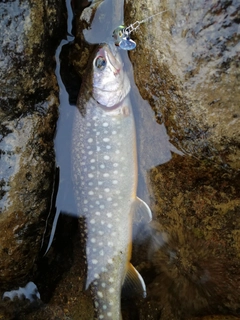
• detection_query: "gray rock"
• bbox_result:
[0,0,63,284]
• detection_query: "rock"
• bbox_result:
[124,0,240,319]
[0,0,64,286]
[126,0,240,170]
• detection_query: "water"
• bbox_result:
[48,0,176,252]
[44,0,178,317]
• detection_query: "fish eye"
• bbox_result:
[95,56,106,70]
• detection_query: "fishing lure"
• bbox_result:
[113,9,168,51]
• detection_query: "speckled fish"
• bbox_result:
[71,43,152,319]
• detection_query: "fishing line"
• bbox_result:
[113,9,168,50]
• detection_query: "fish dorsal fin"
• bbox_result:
[122,263,146,299]
[132,197,152,224]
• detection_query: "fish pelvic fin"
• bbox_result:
[122,263,146,299]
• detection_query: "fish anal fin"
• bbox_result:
[121,263,146,299]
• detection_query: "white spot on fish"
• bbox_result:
[99,249,104,256]
[113,203,118,207]
[88,191,94,195]
[88,138,93,143]
[106,212,112,218]
[98,181,103,185]
[113,170,118,174]
[104,188,110,193]
[106,145,111,149]
[108,258,113,264]
[103,137,110,142]
[90,219,95,224]
[91,238,96,243]
[84,200,88,204]
[99,231,104,235]
[107,224,112,229]
[100,204,105,209]
[100,164,105,169]
[102,284,106,289]
[97,291,103,298]
[94,273,100,279]
[104,155,110,160]
[108,241,113,247]
[92,259,98,264]
[103,122,109,127]
[88,182,93,186]
[88,173,94,178]
[107,197,112,202]
[109,288,115,293]
[88,151,93,155]
[103,173,109,178]
[90,159,95,163]
[109,277,114,283]
[99,315,104,320]
[112,130,117,134]
[107,312,112,317]
[94,301,99,308]
[95,211,100,216]
[86,122,91,127]
[97,146,100,151]
[112,180,118,184]
[113,163,118,167]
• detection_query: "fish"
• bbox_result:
[71,43,152,319]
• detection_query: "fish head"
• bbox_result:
[91,44,130,107]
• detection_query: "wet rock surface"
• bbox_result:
[0,0,64,287]
[124,0,240,319]
[1,0,240,319]
[126,0,240,170]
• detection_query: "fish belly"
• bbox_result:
[72,96,137,318]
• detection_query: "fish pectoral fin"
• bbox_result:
[132,197,152,243]
[132,197,152,223]
[121,263,146,299]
